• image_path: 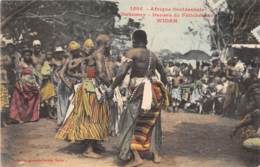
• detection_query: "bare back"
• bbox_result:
[111,47,167,89]
[126,48,161,79]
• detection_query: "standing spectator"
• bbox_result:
[9,47,40,123]
[3,39,21,95]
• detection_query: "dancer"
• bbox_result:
[56,35,112,158]
[108,30,168,166]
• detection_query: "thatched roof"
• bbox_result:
[183,50,210,60]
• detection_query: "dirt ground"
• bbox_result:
[1,112,259,167]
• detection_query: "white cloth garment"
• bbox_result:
[112,87,124,135]
[63,83,81,124]
[130,77,153,110]
[142,78,152,110]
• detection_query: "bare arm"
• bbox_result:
[67,68,82,79]
[231,113,253,137]
[58,59,72,88]
[95,53,111,86]
[155,56,167,85]
[226,67,233,80]
[111,60,133,90]
[67,58,82,69]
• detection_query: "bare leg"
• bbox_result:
[93,140,106,153]
[153,151,161,164]
[83,140,103,158]
[125,150,144,167]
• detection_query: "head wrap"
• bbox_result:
[33,40,41,46]
[211,57,219,62]
[54,46,64,53]
[83,39,94,48]
[68,41,80,51]
[5,38,14,46]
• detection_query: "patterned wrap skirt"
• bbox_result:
[118,80,168,160]
[56,80,109,142]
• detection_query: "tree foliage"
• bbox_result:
[1,0,141,51]
[208,0,260,50]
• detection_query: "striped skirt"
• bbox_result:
[130,82,167,151]
[55,84,109,142]
[130,109,160,151]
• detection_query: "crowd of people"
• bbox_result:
[0,29,259,165]
[0,30,169,166]
[165,54,260,116]
[164,49,260,153]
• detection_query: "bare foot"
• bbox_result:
[2,121,8,127]
[82,151,103,159]
[93,142,106,153]
[125,159,144,167]
[153,152,161,164]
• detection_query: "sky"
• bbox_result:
[110,0,215,54]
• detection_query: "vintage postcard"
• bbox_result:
[1,0,259,167]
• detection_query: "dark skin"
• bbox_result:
[33,45,41,54]
[32,45,45,72]
[64,46,115,86]
[68,49,96,68]
[19,51,39,86]
[51,52,71,89]
[3,50,14,70]
[82,40,116,158]
[226,58,243,82]
[67,49,100,78]
[94,42,114,86]
[111,45,167,90]
[231,109,260,138]
[5,44,21,70]
[22,51,33,65]
[0,54,9,84]
[6,44,16,56]
[109,42,167,166]
[82,47,96,66]
[66,49,85,82]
